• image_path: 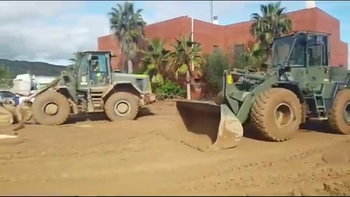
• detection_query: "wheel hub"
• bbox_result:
[44,103,59,115]
[274,103,293,128]
[343,102,350,123]
[115,101,130,116]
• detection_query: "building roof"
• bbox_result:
[146,7,337,29]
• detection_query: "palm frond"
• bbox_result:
[108,1,146,61]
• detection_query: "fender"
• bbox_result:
[330,81,349,101]
[101,83,146,110]
[101,82,144,100]
[274,82,305,103]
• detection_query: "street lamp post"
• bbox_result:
[186,17,195,100]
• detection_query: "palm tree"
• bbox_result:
[109,1,146,74]
[250,1,292,54]
[140,38,170,84]
[169,34,203,99]
[234,43,267,71]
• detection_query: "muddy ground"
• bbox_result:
[1,101,350,196]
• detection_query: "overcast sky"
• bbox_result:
[0,1,349,66]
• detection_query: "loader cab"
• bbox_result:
[76,51,113,91]
[272,31,330,68]
[272,31,332,92]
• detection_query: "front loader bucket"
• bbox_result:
[175,100,243,152]
[0,102,32,132]
[0,105,14,126]
[0,104,22,133]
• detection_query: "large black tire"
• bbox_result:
[328,89,350,135]
[104,92,139,121]
[31,91,71,125]
[250,88,302,141]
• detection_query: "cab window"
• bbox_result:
[78,55,89,76]
[307,35,328,67]
[90,54,108,73]
[308,45,323,67]
[89,54,109,85]
[289,36,306,66]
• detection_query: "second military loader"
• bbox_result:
[20,51,156,126]
[176,31,350,151]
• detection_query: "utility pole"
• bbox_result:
[210,0,213,22]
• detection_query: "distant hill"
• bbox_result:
[0,59,67,77]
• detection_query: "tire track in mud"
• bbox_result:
[1,132,350,186]
[1,107,350,195]
[176,166,350,196]
[173,138,350,195]
[0,129,198,182]
[2,101,350,195]
[0,130,161,163]
[0,121,195,165]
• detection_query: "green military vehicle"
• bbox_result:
[23,51,156,125]
[176,31,350,151]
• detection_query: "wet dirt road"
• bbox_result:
[1,101,350,195]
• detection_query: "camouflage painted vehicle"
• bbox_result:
[176,31,350,151]
[22,51,156,126]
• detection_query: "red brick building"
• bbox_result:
[98,7,348,71]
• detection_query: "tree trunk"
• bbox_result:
[121,56,127,73]
[127,59,133,74]
[119,43,126,73]
[186,70,191,100]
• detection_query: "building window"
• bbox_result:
[234,44,244,57]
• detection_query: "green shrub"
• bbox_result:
[203,49,229,93]
[156,80,185,99]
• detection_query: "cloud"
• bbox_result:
[0,1,110,65]
[1,1,347,66]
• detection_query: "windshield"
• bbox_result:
[271,36,296,66]
[76,55,82,67]
[74,53,84,76]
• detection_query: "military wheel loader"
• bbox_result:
[20,51,156,126]
[176,31,350,151]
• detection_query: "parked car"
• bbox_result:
[0,89,36,106]
[0,90,20,106]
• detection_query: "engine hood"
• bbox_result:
[112,73,152,93]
